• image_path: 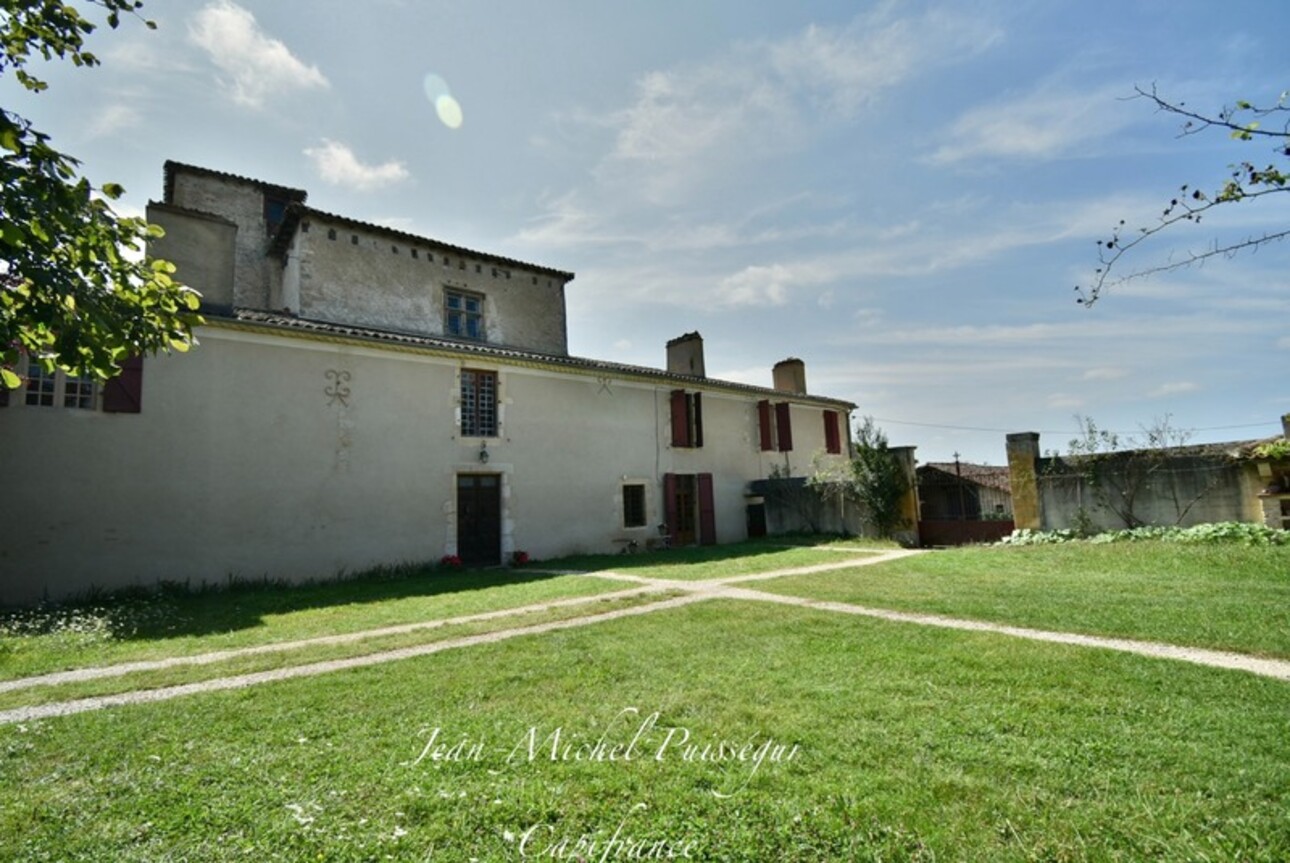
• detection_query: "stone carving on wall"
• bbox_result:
[324,369,352,407]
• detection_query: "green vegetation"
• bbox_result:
[0,567,629,680]
[2,539,1288,859]
[759,541,1290,657]
[1,599,1287,861]
[1000,521,1290,546]
[1,0,201,388]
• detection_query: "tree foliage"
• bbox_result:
[1,0,201,389]
[850,417,909,539]
[1060,414,1217,529]
[1077,84,1289,307]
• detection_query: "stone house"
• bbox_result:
[0,162,855,605]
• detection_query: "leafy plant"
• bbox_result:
[1252,439,1290,460]
[849,417,909,539]
[1,0,202,389]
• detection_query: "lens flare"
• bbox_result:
[435,94,463,129]
[423,73,464,129]
[422,73,450,103]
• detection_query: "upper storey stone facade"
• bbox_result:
[148,162,574,356]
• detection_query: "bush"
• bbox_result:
[998,522,1289,547]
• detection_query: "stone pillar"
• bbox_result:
[889,445,920,546]
[1006,432,1043,530]
[1281,412,1290,439]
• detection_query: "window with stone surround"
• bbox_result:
[445,289,484,340]
[460,369,498,438]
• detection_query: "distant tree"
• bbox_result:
[850,417,909,539]
[1061,414,1218,528]
[1,0,202,390]
[1076,85,1288,307]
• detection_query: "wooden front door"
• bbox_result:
[457,474,501,566]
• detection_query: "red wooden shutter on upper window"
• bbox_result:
[775,402,793,452]
[697,473,716,546]
[670,390,690,447]
[757,400,773,450]
[823,410,841,454]
[102,356,144,413]
[692,392,703,448]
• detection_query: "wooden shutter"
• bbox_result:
[102,356,144,413]
[697,473,716,546]
[757,400,772,450]
[670,390,690,447]
[824,410,841,454]
[663,473,679,540]
[0,384,9,407]
[775,402,793,452]
[692,392,703,448]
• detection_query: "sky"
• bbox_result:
[6,0,1289,463]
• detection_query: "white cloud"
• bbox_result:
[1082,367,1128,381]
[303,140,410,192]
[189,1,328,108]
[87,103,141,139]
[930,83,1136,165]
[1278,336,1290,350]
[714,262,837,307]
[597,6,1002,203]
[1147,381,1199,399]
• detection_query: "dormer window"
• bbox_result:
[445,289,484,340]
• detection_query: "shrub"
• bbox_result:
[998,522,1288,547]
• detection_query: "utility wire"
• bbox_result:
[867,417,1281,437]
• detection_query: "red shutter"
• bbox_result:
[670,390,690,447]
[102,356,144,413]
[757,400,772,450]
[663,473,679,540]
[692,392,703,448]
[697,473,716,546]
[824,410,841,454]
[775,402,793,452]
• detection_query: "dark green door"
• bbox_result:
[457,474,501,566]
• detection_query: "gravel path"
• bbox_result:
[3,547,1286,725]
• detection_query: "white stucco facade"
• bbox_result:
[0,162,854,604]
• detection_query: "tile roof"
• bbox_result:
[919,462,1013,494]
[219,309,857,410]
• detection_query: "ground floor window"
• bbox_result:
[24,361,96,410]
[623,483,647,528]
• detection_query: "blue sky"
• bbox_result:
[7,0,1289,463]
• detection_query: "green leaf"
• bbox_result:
[0,367,21,389]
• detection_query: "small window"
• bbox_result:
[460,369,498,437]
[264,195,289,233]
[22,361,97,410]
[445,289,485,340]
[623,484,647,528]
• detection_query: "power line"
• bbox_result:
[867,416,1281,437]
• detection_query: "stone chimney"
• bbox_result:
[666,332,705,378]
[772,358,807,395]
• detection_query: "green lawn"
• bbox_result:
[546,540,885,581]
[1,539,1287,860]
[1,600,1287,861]
[0,568,630,681]
[757,542,1290,658]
